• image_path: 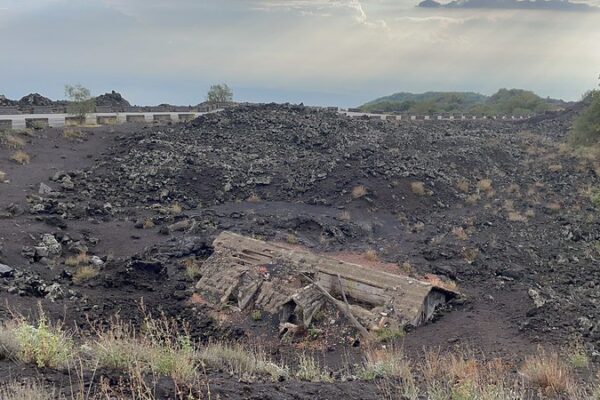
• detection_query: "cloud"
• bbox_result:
[418,0,599,11]
[0,0,599,107]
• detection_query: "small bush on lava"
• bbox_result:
[13,313,75,369]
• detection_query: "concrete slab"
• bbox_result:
[25,118,49,129]
[153,114,172,122]
[97,116,117,125]
[126,115,147,123]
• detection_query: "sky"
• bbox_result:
[0,0,599,107]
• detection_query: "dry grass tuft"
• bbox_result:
[200,342,287,381]
[286,233,298,244]
[456,180,470,193]
[507,211,528,222]
[462,247,479,264]
[1,133,25,149]
[247,193,262,203]
[62,128,83,139]
[477,179,493,193]
[545,202,561,212]
[339,211,351,222]
[465,194,480,205]
[169,203,183,214]
[182,258,202,281]
[351,185,367,199]
[525,209,536,218]
[451,227,468,241]
[521,350,574,395]
[364,249,379,262]
[0,380,58,400]
[411,181,426,196]
[92,315,198,384]
[72,266,99,284]
[142,218,155,229]
[504,183,520,194]
[64,252,90,267]
[548,163,563,172]
[296,353,332,382]
[10,150,30,165]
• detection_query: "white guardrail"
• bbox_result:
[0,109,530,130]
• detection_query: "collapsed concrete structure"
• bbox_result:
[196,232,458,336]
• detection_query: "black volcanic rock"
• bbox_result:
[18,93,54,106]
[0,95,17,107]
[95,91,131,108]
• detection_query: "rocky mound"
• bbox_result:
[18,93,54,106]
[25,103,600,355]
[95,90,131,108]
[0,95,17,107]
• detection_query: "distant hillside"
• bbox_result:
[360,89,569,116]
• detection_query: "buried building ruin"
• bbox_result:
[196,232,459,336]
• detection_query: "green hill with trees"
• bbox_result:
[359,89,568,116]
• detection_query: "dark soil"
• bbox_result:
[1,104,599,398]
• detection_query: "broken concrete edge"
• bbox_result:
[195,231,462,337]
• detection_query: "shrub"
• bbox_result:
[13,314,75,368]
[374,327,405,342]
[570,90,600,146]
[286,233,298,244]
[182,258,202,281]
[251,310,262,321]
[567,340,589,369]
[590,188,600,208]
[206,83,233,104]
[10,150,30,165]
[65,84,95,121]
